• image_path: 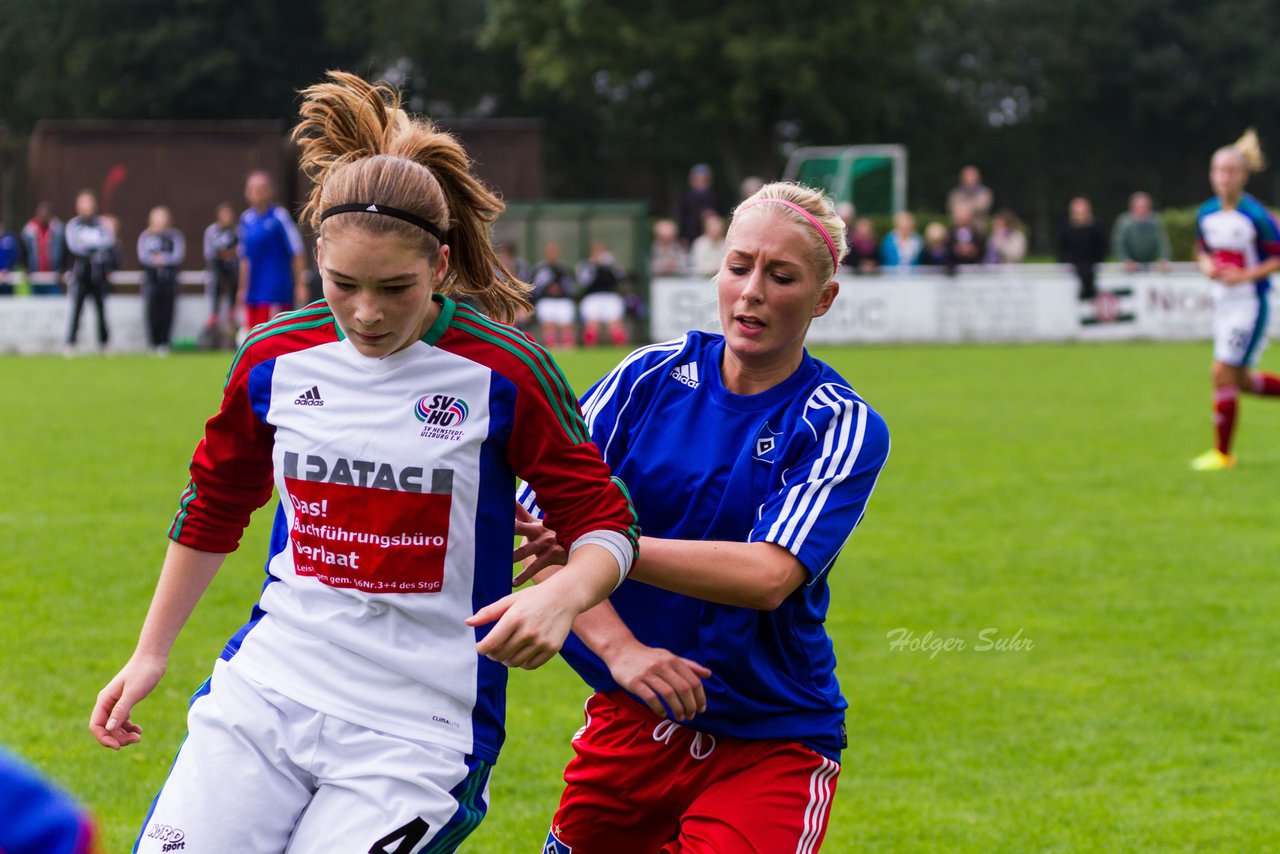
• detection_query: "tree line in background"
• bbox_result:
[3,0,1279,251]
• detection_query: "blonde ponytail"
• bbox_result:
[1233,128,1267,173]
[291,70,530,323]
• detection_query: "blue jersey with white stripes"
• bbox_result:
[239,205,303,305]
[520,331,889,759]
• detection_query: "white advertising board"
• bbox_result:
[649,265,1270,345]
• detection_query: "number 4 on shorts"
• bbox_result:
[369,817,430,854]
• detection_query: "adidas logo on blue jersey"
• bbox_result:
[294,386,325,406]
[670,361,700,389]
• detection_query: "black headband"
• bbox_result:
[319,203,446,243]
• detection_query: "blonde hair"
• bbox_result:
[292,70,530,322]
[1218,128,1267,173]
[730,182,848,282]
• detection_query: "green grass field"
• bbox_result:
[3,341,1279,853]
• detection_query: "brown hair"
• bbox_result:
[292,70,529,322]
[731,182,849,283]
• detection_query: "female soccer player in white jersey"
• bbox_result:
[89,71,638,854]
[1190,129,1280,471]
[518,182,890,852]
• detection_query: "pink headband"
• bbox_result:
[735,198,841,269]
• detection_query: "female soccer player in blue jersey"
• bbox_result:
[89,71,638,854]
[1190,129,1280,471]
[519,182,890,852]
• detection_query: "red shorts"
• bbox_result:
[244,302,290,330]
[546,691,840,854]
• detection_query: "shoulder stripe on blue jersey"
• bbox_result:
[582,336,688,457]
[767,384,867,554]
[790,394,869,551]
[273,206,305,255]
[581,336,687,428]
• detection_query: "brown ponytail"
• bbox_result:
[292,71,530,322]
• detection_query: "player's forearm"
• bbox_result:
[538,543,622,617]
[1247,257,1280,281]
[570,598,644,663]
[132,541,226,661]
[1196,251,1216,277]
[236,259,249,304]
[629,537,807,610]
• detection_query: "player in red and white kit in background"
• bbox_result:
[575,240,628,347]
[1190,129,1280,471]
[518,182,889,853]
[89,71,637,854]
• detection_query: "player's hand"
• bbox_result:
[467,584,577,670]
[606,642,711,721]
[89,653,166,750]
[1219,265,1252,285]
[512,503,566,586]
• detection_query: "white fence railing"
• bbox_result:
[650,263,1244,345]
[0,263,1266,354]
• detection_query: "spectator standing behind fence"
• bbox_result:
[202,202,239,344]
[237,170,307,332]
[984,209,1028,264]
[678,163,725,247]
[20,202,65,293]
[690,211,727,276]
[843,217,880,274]
[880,210,923,270]
[576,240,628,347]
[947,165,994,232]
[949,203,985,266]
[1058,196,1109,299]
[920,221,954,272]
[0,224,16,294]
[64,190,116,355]
[137,206,185,356]
[650,218,688,276]
[530,241,577,348]
[1112,192,1172,272]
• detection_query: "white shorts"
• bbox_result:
[135,660,491,854]
[1213,285,1270,367]
[535,297,576,326]
[579,292,626,324]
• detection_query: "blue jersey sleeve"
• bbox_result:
[516,337,690,517]
[0,749,97,854]
[273,207,305,257]
[1245,199,1280,259]
[750,383,889,580]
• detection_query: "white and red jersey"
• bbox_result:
[168,297,638,764]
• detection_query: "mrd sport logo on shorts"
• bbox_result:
[145,822,186,851]
[416,394,469,441]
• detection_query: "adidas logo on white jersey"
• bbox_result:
[669,362,700,389]
[294,385,325,406]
